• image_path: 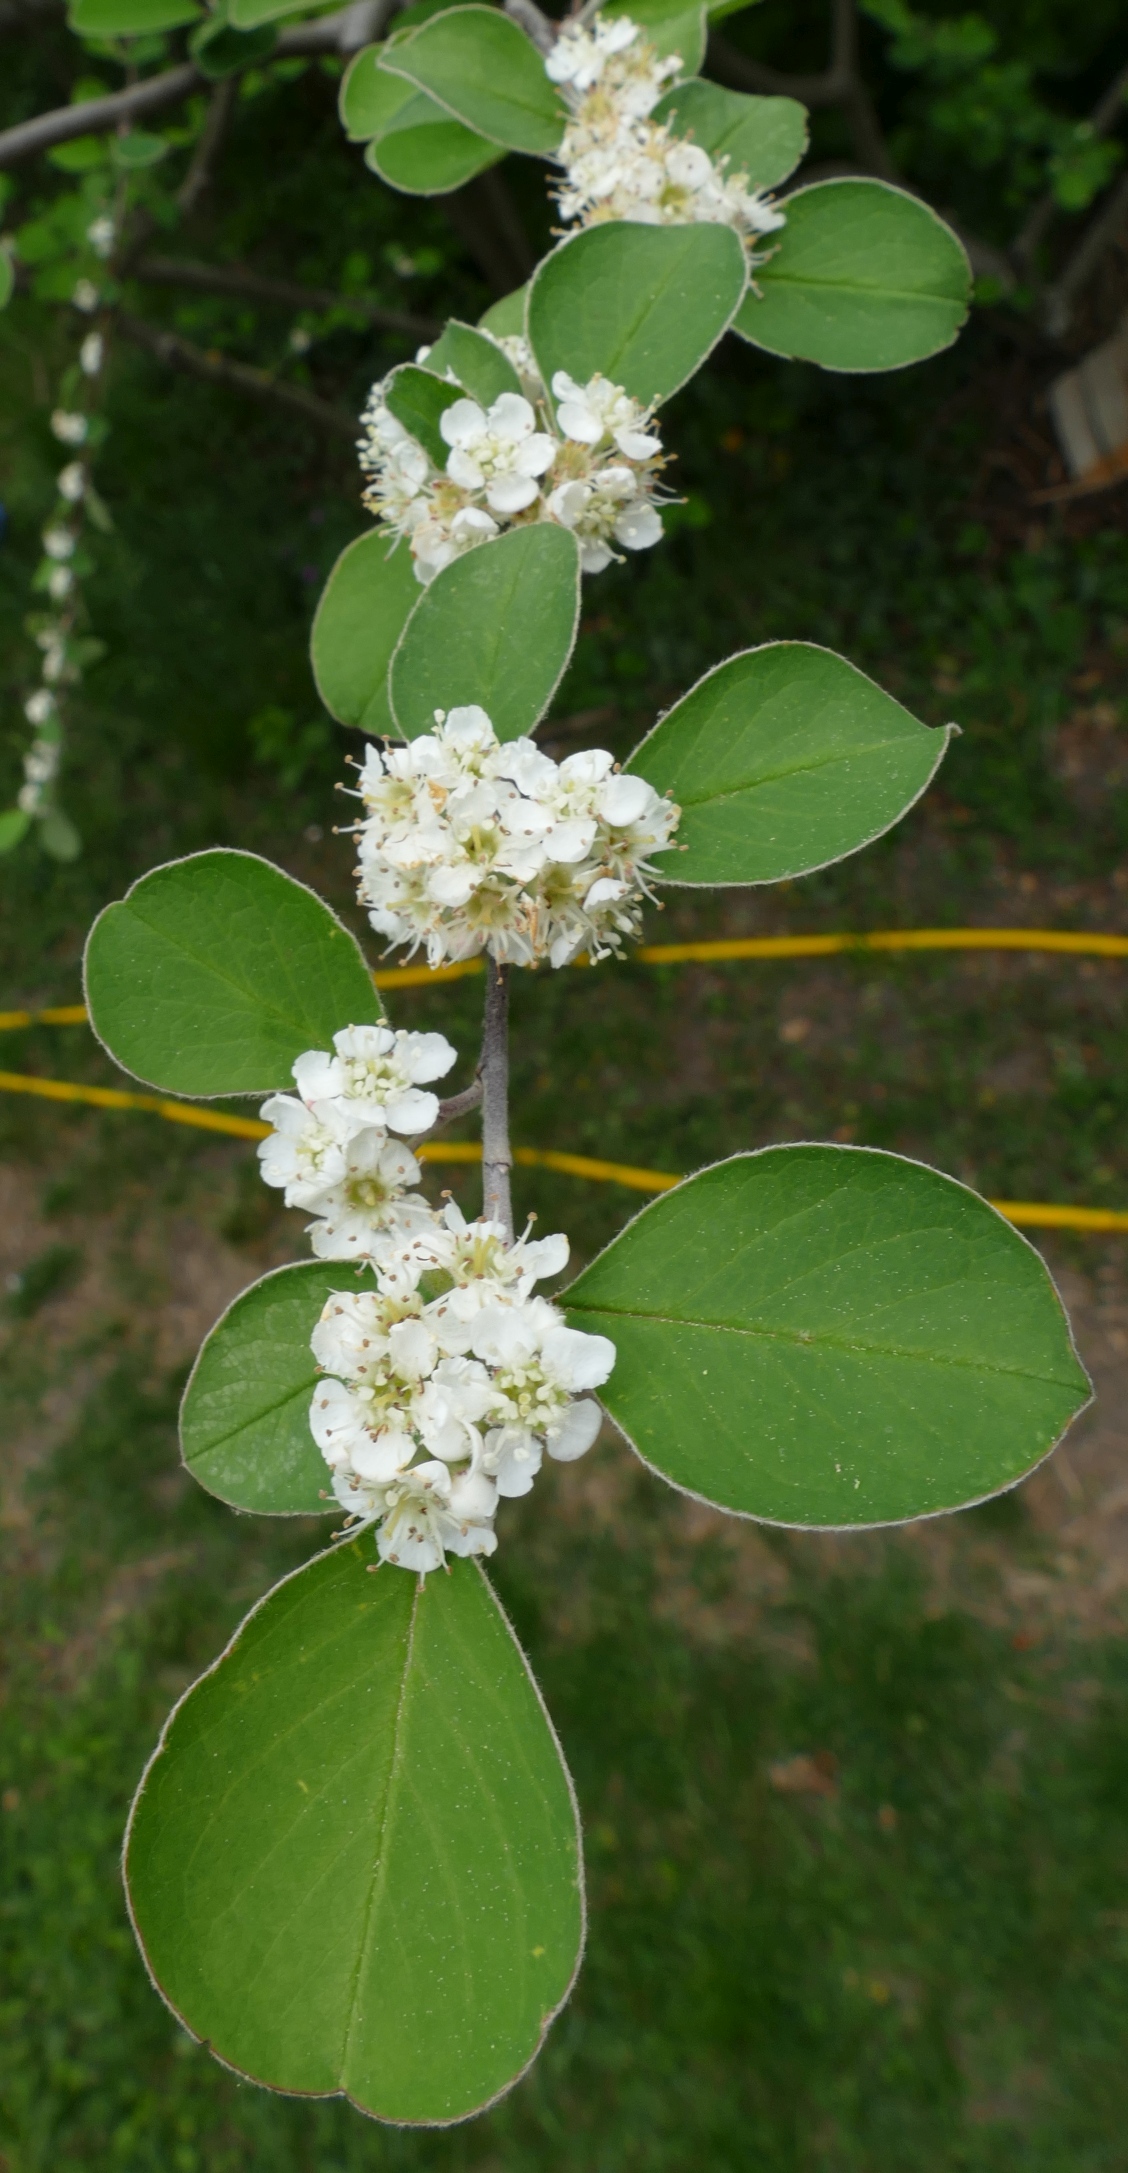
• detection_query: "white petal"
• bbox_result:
[556,398,602,445]
[383,1086,440,1135]
[487,392,535,440]
[292,1049,340,1104]
[614,502,663,551]
[543,1324,616,1391]
[352,1426,416,1481]
[387,1317,438,1378]
[486,472,540,514]
[440,398,486,448]
[445,447,485,490]
[599,772,654,826]
[545,1397,602,1462]
[396,1030,458,1084]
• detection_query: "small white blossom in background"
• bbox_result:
[72,278,100,313]
[357,346,669,585]
[79,332,104,377]
[86,215,115,259]
[309,1201,614,1571]
[51,411,88,446]
[546,14,787,249]
[57,463,86,503]
[42,526,76,561]
[48,565,75,601]
[350,702,679,968]
[24,688,56,727]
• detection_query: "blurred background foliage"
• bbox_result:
[3,1,1128,2166]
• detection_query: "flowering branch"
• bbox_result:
[480,959,514,1241]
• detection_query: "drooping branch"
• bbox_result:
[708,0,898,182]
[479,959,513,1239]
[0,2,389,167]
[116,310,358,436]
[1012,59,1128,273]
[176,77,236,218]
[132,254,440,340]
[1041,172,1128,337]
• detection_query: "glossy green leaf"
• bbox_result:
[110,128,172,163]
[390,524,581,742]
[654,79,807,189]
[479,284,528,338]
[736,178,971,373]
[628,642,952,885]
[340,44,417,138]
[366,112,504,193]
[311,530,419,734]
[603,0,706,74]
[69,0,201,30]
[181,1263,363,1515]
[0,808,31,853]
[84,852,382,1098]
[126,1546,584,2124]
[529,222,747,410]
[384,361,466,465]
[565,1147,1091,1528]
[383,5,565,154]
[421,321,521,405]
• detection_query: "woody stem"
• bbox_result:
[479,957,514,1240]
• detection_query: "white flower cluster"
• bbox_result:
[256,1025,616,1572]
[351,703,679,969]
[311,1209,614,1573]
[17,457,92,818]
[257,1022,458,1265]
[359,345,668,583]
[546,15,787,248]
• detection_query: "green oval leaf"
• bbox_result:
[390,524,581,742]
[383,360,466,465]
[653,79,807,189]
[528,222,747,410]
[126,1546,584,2125]
[0,249,14,312]
[68,0,201,29]
[181,1263,365,1515]
[339,42,418,140]
[366,112,505,194]
[84,851,382,1098]
[311,530,419,734]
[189,15,277,73]
[565,1148,1091,1528]
[627,642,952,885]
[603,0,706,75]
[479,284,528,338]
[421,320,522,405]
[228,0,320,22]
[736,178,971,374]
[382,5,565,154]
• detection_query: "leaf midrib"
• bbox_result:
[662,727,923,808]
[757,272,959,303]
[564,1302,1083,1389]
[128,895,335,1037]
[189,1372,316,1462]
[340,1573,422,2077]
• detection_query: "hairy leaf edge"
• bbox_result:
[565,1143,1092,1533]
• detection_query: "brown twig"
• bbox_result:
[0,5,380,167]
[434,1079,484,1127]
[133,254,440,339]
[115,310,358,436]
[176,76,236,217]
[443,169,534,294]
[1041,173,1128,337]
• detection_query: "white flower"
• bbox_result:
[72,278,99,313]
[353,705,679,968]
[51,411,88,447]
[256,1093,352,1208]
[293,1022,456,1136]
[306,1134,438,1266]
[86,215,115,259]
[48,566,74,601]
[440,392,556,515]
[80,332,104,376]
[548,13,787,252]
[357,342,669,584]
[23,739,59,786]
[304,1204,616,1571]
[24,689,56,726]
[57,463,86,503]
[42,526,76,561]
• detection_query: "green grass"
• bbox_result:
[4,46,1128,2170]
